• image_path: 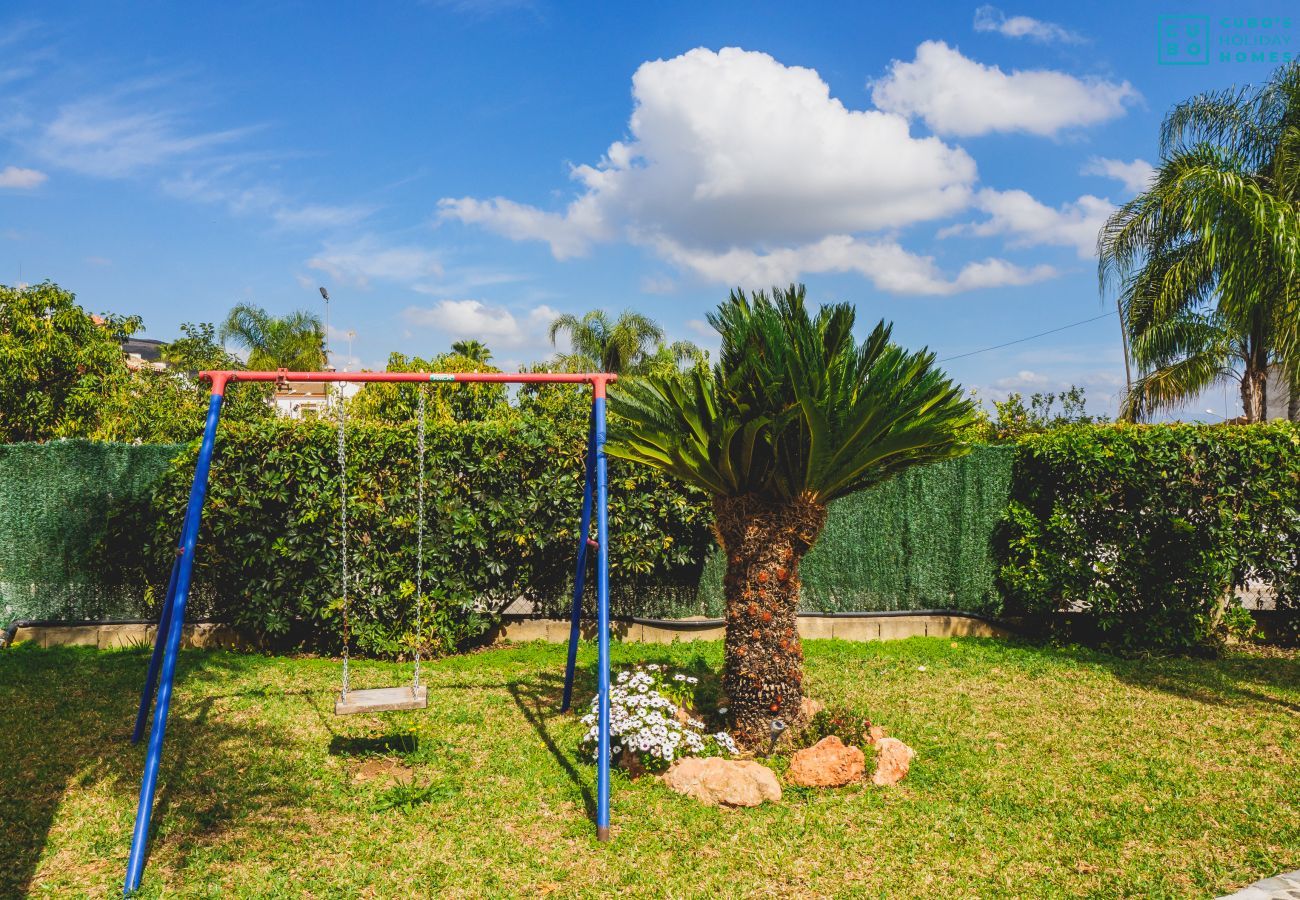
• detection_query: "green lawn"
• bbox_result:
[1,638,1297,898]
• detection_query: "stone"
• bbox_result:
[867,724,887,744]
[786,736,865,788]
[872,737,915,786]
[662,757,781,807]
[798,697,825,720]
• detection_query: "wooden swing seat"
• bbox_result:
[334,685,428,716]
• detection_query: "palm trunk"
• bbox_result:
[1241,367,1268,422]
[713,493,827,750]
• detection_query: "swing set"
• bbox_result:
[123,369,617,896]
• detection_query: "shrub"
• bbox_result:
[581,664,737,773]
[138,412,713,655]
[1000,423,1300,652]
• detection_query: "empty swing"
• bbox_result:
[333,385,429,716]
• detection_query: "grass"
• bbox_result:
[1,637,1297,898]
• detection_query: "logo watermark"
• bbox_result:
[1158,14,1294,65]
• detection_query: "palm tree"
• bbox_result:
[547,309,667,374]
[451,339,493,363]
[1099,63,1300,422]
[219,303,326,372]
[608,286,974,747]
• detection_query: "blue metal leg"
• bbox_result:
[124,391,224,895]
[561,413,597,713]
[131,548,183,745]
[594,394,611,841]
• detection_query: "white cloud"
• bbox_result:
[971,367,1126,412]
[307,235,443,288]
[1082,156,1155,194]
[442,47,993,292]
[401,300,559,348]
[0,165,46,188]
[640,274,677,294]
[35,98,253,178]
[870,41,1138,137]
[973,6,1085,44]
[270,203,373,231]
[941,188,1114,259]
[441,195,607,259]
[994,369,1053,390]
[685,319,715,339]
[164,170,372,232]
[654,234,1055,295]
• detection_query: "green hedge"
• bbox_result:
[6,423,1297,653]
[1001,423,1300,651]
[138,417,714,655]
[0,440,184,622]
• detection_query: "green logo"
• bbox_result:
[1158,15,1210,65]
[428,373,456,382]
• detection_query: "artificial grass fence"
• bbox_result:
[0,440,184,623]
[0,437,1015,624]
[1,638,1296,897]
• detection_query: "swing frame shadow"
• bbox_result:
[123,369,617,896]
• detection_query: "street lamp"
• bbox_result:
[319,287,331,370]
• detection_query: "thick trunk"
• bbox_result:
[713,493,827,750]
[1241,368,1268,423]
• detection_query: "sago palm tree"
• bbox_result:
[608,285,974,747]
[219,303,326,372]
[548,309,668,374]
[1099,62,1300,421]
[450,339,493,363]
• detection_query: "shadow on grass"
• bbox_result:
[1098,651,1300,716]
[0,644,312,897]
[506,670,596,822]
[982,637,1300,716]
[328,733,419,757]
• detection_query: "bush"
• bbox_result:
[1000,423,1300,652]
[139,412,714,655]
[796,708,875,749]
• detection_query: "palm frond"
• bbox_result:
[609,286,975,505]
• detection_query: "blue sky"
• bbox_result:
[1,1,1295,417]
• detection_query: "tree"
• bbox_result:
[163,322,241,372]
[987,386,1107,440]
[219,303,326,372]
[350,351,507,424]
[607,285,974,747]
[450,339,492,364]
[548,309,665,373]
[1099,62,1300,422]
[0,281,137,442]
[93,322,273,443]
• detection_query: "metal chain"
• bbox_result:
[337,388,350,697]
[413,387,425,692]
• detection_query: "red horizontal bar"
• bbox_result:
[200,369,616,395]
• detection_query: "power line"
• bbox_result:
[938,311,1117,363]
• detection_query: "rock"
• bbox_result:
[799,697,825,720]
[867,724,887,744]
[663,757,782,807]
[871,737,915,786]
[786,735,865,787]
